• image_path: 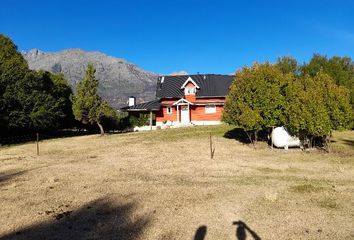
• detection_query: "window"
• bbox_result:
[185,87,196,95]
[205,105,216,114]
[166,107,172,114]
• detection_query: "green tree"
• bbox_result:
[72,63,116,135]
[225,60,352,150]
[28,71,74,131]
[50,73,75,128]
[316,72,352,131]
[0,34,74,134]
[223,62,288,146]
[285,71,352,149]
[285,75,331,142]
[302,54,354,107]
[129,114,149,127]
[0,34,29,132]
[276,56,299,75]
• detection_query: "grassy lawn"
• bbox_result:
[0,125,353,239]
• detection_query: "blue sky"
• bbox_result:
[1,0,354,74]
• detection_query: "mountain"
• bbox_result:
[22,49,158,108]
[169,70,188,76]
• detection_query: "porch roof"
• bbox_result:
[121,99,161,112]
[172,98,193,105]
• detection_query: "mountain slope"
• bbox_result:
[22,49,158,108]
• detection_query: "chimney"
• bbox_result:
[128,96,136,106]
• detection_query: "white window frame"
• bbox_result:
[205,104,216,114]
[166,106,173,114]
[184,87,196,95]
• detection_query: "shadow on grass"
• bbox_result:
[233,221,261,240]
[0,128,137,146]
[193,221,261,240]
[223,128,269,144]
[223,128,251,144]
[342,139,354,148]
[194,225,207,240]
[1,198,150,240]
[0,170,27,187]
[331,139,354,149]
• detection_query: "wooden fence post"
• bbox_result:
[210,133,215,159]
[36,133,39,156]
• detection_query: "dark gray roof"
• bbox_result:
[156,74,234,98]
[121,99,161,111]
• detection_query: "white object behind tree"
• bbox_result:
[271,127,300,149]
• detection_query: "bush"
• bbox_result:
[129,114,149,127]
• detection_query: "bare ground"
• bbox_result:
[0,125,353,240]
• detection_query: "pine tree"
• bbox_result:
[72,63,116,135]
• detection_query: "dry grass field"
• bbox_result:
[0,125,353,240]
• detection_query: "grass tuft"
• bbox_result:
[290,183,324,193]
[256,167,282,174]
[315,197,339,209]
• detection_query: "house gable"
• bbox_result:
[180,77,200,89]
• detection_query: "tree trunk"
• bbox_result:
[245,130,256,149]
[254,130,258,144]
[97,122,104,136]
[325,135,331,153]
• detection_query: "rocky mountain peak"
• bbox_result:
[22,49,158,108]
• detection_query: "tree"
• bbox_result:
[224,59,352,150]
[28,71,74,131]
[0,34,29,132]
[0,34,74,135]
[72,64,116,135]
[285,74,331,145]
[277,56,299,75]
[50,73,75,128]
[301,54,354,108]
[285,71,352,149]
[223,62,288,147]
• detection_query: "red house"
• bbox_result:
[123,74,234,127]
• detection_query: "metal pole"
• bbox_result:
[149,111,153,130]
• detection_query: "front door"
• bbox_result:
[180,105,190,123]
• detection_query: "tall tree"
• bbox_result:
[0,34,74,134]
[277,56,299,75]
[301,54,354,107]
[50,73,75,128]
[72,64,116,135]
[0,34,29,132]
[285,71,352,149]
[223,62,288,146]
